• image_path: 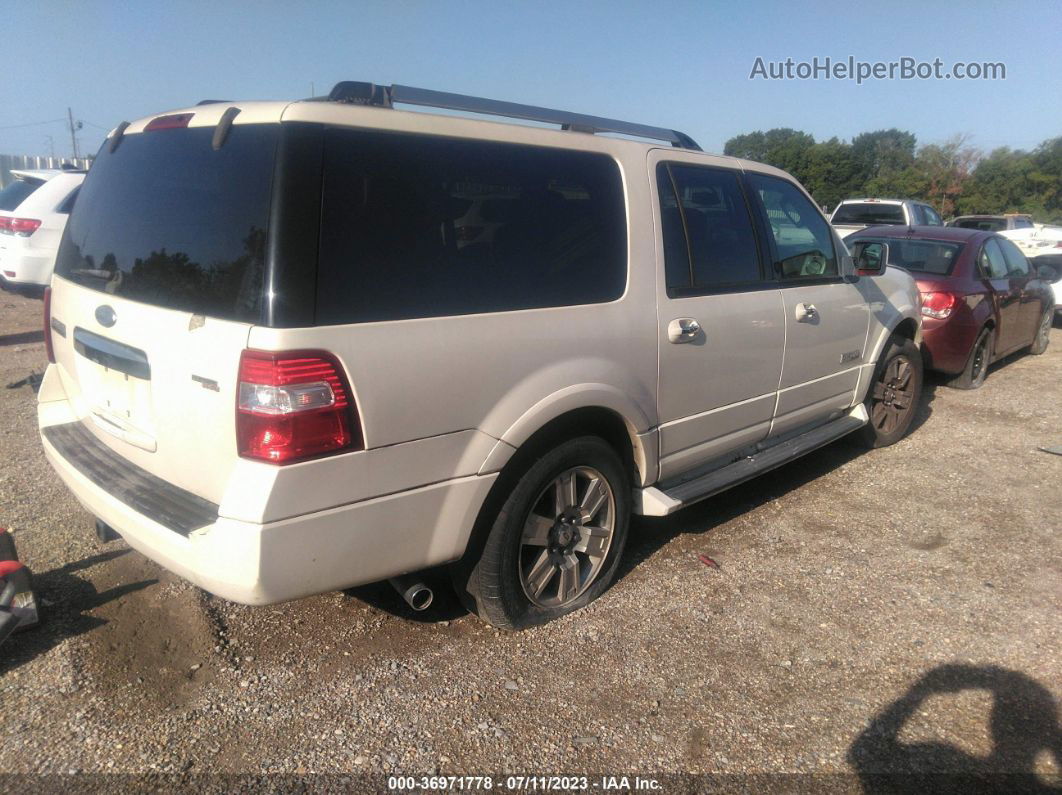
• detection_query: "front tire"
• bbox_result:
[459,436,630,630]
[854,334,923,449]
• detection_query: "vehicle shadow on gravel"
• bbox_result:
[0,329,44,347]
[847,663,1062,793]
[0,549,157,675]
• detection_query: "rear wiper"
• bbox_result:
[69,268,116,282]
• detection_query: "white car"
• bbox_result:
[0,169,85,288]
[1000,223,1062,260]
[830,198,943,236]
[38,82,922,629]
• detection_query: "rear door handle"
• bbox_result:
[667,318,701,343]
[795,303,818,322]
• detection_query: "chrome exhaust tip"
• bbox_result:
[389,574,433,611]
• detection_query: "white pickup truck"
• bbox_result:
[830,198,944,236]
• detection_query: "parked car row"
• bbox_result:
[844,225,1054,389]
[830,200,1061,373]
[25,84,1054,631]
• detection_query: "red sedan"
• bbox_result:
[846,226,1054,388]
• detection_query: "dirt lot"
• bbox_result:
[0,286,1059,791]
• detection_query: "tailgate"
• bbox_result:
[48,277,251,505]
[44,115,279,505]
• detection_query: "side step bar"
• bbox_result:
[635,405,868,517]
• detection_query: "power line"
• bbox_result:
[0,118,67,131]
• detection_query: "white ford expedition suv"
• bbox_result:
[38,82,923,629]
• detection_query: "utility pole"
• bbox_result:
[67,107,80,160]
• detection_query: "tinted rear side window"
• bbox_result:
[831,202,906,225]
[954,217,1006,232]
[316,129,626,324]
[0,178,43,211]
[57,186,80,214]
[55,124,278,322]
[657,163,761,292]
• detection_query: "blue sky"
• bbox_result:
[3,0,1059,158]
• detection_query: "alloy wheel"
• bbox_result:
[518,466,616,608]
[1037,311,1051,349]
[871,354,916,434]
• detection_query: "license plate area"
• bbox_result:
[73,327,156,451]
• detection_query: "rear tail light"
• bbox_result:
[921,291,959,319]
[0,217,40,236]
[43,287,55,363]
[236,350,363,464]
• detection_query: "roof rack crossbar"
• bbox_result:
[325,82,700,150]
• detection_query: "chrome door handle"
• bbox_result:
[667,318,701,343]
[795,303,818,322]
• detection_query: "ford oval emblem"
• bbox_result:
[95,305,117,327]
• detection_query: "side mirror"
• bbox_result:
[1037,263,1059,281]
[851,241,889,276]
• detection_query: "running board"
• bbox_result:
[634,405,868,516]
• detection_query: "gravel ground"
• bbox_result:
[1,286,1060,792]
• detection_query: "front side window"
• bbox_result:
[748,173,837,279]
[922,205,943,226]
[997,237,1029,276]
[1013,218,1033,229]
[657,163,761,292]
[979,238,1009,279]
[316,129,627,323]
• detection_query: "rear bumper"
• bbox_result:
[39,385,496,605]
[0,247,55,286]
[920,313,980,375]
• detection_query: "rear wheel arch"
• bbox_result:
[892,317,918,342]
[458,407,640,563]
[497,406,642,489]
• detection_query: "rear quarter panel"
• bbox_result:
[246,134,659,516]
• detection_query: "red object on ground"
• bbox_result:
[0,560,23,578]
[698,554,720,570]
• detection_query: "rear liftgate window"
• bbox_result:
[55,124,278,322]
[316,129,627,324]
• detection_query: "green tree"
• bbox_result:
[850,129,917,186]
[802,138,860,210]
[724,128,815,180]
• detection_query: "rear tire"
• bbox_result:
[854,334,923,449]
[456,436,630,630]
[947,327,993,390]
[1029,307,1052,355]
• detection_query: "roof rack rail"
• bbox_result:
[323,81,701,150]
